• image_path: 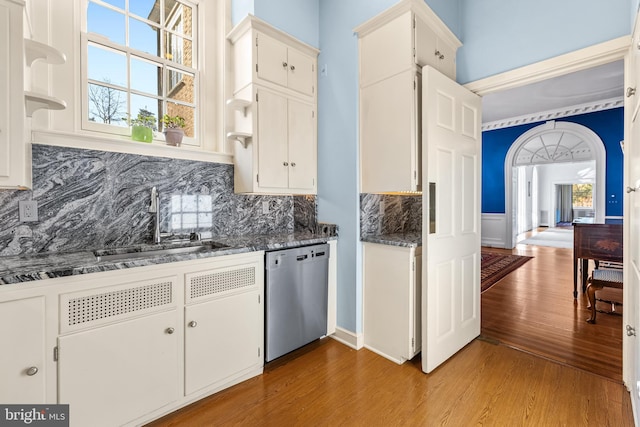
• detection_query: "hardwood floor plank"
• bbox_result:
[481,240,623,382]
[147,338,634,426]
[147,232,633,426]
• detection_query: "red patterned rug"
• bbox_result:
[481,250,533,292]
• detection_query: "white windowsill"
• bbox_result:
[31,129,233,165]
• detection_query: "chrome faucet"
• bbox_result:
[149,186,162,244]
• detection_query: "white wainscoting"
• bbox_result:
[481,213,507,248]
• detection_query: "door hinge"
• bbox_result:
[414,80,416,90]
[312,86,315,94]
[412,259,415,271]
[53,346,58,362]
[255,37,258,47]
[413,17,416,29]
[256,64,258,73]
[258,347,261,357]
[312,110,315,119]
[312,64,315,72]
[258,294,261,304]
[256,93,259,102]
[414,170,417,180]
[256,174,259,183]
[411,338,415,349]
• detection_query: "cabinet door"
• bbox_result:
[414,15,439,70]
[0,0,29,189]
[360,70,418,193]
[0,297,46,403]
[287,48,315,96]
[436,39,456,80]
[363,243,413,364]
[185,290,261,395]
[287,98,316,191]
[58,310,179,427]
[257,89,289,189]
[256,32,288,88]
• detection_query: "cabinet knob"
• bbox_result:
[283,161,289,166]
[434,50,444,60]
[165,327,175,334]
[188,320,198,328]
[26,366,38,376]
[290,65,296,71]
[282,61,288,68]
[291,162,296,167]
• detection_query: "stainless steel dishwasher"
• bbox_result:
[265,243,330,362]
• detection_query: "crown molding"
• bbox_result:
[482,96,624,131]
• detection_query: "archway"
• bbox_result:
[504,120,606,248]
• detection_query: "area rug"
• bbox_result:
[519,228,573,249]
[481,251,533,292]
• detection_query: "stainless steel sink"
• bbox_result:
[94,242,230,262]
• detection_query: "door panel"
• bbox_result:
[625,14,640,413]
[422,66,481,373]
[287,48,315,96]
[256,32,288,88]
[257,89,288,189]
[0,297,46,403]
[288,98,316,190]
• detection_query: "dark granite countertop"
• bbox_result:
[361,232,421,248]
[0,232,336,285]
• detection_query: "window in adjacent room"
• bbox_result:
[82,0,198,145]
[572,183,593,208]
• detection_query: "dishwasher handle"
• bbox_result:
[296,254,308,261]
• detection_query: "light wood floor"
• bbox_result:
[148,233,635,426]
[482,230,623,382]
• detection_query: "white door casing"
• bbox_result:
[624,15,640,423]
[421,66,482,373]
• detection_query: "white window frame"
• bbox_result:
[28,0,230,162]
[81,0,199,147]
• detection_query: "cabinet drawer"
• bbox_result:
[59,275,178,334]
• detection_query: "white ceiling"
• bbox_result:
[481,60,624,125]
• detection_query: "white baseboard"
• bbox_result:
[330,326,364,350]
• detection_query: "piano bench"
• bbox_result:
[586,268,623,324]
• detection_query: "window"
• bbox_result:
[572,184,593,208]
[83,0,198,145]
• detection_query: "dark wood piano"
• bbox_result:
[573,222,623,298]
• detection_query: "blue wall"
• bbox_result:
[458,0,632,83]
[482,108,624,216]
[229,0,634,335]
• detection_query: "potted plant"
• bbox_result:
[126,111,156,143]
[161,114,186,146]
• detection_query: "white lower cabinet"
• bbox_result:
[50,251,264,426]
[363,242,422,364]
[58,310,180,427]
[0,297,46,403]
[184,260,263,396]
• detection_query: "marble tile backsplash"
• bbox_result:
[0,144,317,256]
[360,193,422,237]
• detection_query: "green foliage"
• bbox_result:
[161,114,186,129]
[124,109,157,131]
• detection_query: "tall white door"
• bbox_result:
[624,12,640,415]
[421,66,481,373]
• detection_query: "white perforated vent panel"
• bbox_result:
[67,282,173,327]
[189,267,256,300]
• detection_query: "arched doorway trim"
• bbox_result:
[504,120,606,248]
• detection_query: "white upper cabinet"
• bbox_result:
[227,15,319,195]
[0,0,29,189]
[256,32,315,97]
[356,0,461,193]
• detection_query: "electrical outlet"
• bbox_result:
[379,200,385,215]
[262,200,270,214]
[19,200,38,222]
